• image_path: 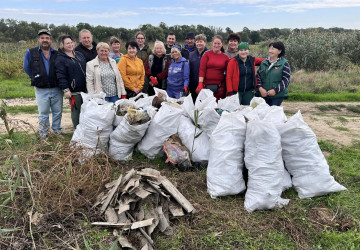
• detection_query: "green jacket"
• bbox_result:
[137,44,152,64]
[258,58,288,99]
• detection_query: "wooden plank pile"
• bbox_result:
[92,168,195,249]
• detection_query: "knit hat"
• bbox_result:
[238,42,249,50]
[38,29,51,36]
[186,32,195,39]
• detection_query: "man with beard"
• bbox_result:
[165,33,181,59]
[23,29,63,138]
[75,29,97,62]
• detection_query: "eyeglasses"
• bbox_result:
[136,37,145,40]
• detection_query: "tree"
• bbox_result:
[249,31,261,44]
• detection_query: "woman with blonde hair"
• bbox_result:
[144,40,170,96]
[86,42,126,103]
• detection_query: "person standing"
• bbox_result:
[165,33,181,59]
[55,35,87,128]
[75,29,97,62]
[109,36,123,63]
[196,35,229,101]
[86,42,126,103]
[256,41,291,106]
[224,33,240,59]
[181,32,196,59]
[144,40,170,96]
[188,34,208,102]
[135,31,152,64]
[23,29,63,138]
[167,45,189,99]
[226,42,264,105]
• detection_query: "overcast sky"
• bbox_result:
[1,0,360,31]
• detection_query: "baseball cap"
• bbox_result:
[38,29,51,36]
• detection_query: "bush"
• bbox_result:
[285,31,360,71]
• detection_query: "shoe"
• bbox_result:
[39,133,48,140]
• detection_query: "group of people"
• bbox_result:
[23,28,291,137]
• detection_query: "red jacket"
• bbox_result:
[226,55,264,95]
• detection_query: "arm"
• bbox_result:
[86,61,96,93]
[198,52,209,81]
[226,59,236,95]
[183,61,190,88]
[256,66,268,97]
[23,50,32,78]
[136,59,145,91]
[274,61,291,93]
[144,56,152,77]
[254,57,265,66]
[118,58,134,91]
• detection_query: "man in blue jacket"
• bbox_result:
[23,29,63,138]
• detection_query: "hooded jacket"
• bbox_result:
[167,57,189,89]
[86,56,126,97]
[55,50,87,92]
[118,54,145,91]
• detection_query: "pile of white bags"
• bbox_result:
[277,111,347,198]
[207,110,247,198]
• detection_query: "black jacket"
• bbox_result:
[75,42,97,62]
[29,47,58,88]
[55,50,87,92]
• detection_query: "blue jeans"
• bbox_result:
[105,96,120,103]
[35,87,63,135]
[265,97,284,106]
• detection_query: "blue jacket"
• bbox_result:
[167,57,189,89]
[55,49,87,92]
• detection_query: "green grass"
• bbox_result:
[0,76,34,99]
[5,105,38,114]
[333,126,350,132]
[288,92,360,102]
[346,105,360,114]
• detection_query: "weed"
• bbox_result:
[346,105,360,114]
[5,105,38,115]
[336,117,348,124]
[334,126,350,132]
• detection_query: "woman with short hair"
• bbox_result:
[144,40,170,96]
[224,33,241,59]
[256,41,291,106]
[166,45,189,98]
[109,36,123,63]
[55,35,87,128]
[86,42,126,103]
[118,41,145,98]
[196,35,229,101]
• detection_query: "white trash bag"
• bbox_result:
[113,99,136,127]
[195,89,217,111]
[217,93,241,112]
[137,103,183,158]
[277,111,347,198]
[177,115,210,163]
[262,106,287,124]
[207,111,247,198]
[197,108,221,138]
[244,120,290,212]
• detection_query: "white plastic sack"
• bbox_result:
[181,95,195,120]
[217,93,241,112]
[253,102,270,120]
[109,113,151,161]
[197,108,221,138]
[277,111,347,198]
[113,99,137,127]
[244,120,289,212]
[154,87,169,100]
[262,106,287,124]
[249,97,266,108]
[195,89,217,111]
[177,115,210,162]
[137,103,183,158]
[207,111,247,198]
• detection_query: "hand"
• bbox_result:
[267,89,276,96]
[184,86,188,95]
[134,88,140,94]
[121,95,126,99]
[196,82,204,94]
[65,91,72,99]
[259,87,268,98]
[150,76,158,85]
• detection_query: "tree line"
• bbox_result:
[1,19,357,45]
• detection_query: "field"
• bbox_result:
[1,36,360,249]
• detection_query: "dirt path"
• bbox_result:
[2,99,360,146]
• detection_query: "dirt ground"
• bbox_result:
[2,98,360,146]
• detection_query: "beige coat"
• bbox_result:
[86,56,126,97]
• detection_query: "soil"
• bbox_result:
[2,98,360,146]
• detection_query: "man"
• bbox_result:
[165,33,181,59]
[181,32,196,59]
[23,29,63,138]
[75,29,97,62]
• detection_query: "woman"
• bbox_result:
[166,44,189,99]
[135,31,152,64]
[224,33,241,59]
[226,42,265,105]
[144,40,170,96]
[118,41,145,98]
[189,34,208,102]
[109,36,123,63]
[86,42,126,103]
[256,41,291,106]
[196,35,229,101]
[55,35,86,128]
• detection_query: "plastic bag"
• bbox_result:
[163,134,191,169]
[113,99,136,127]
[244,119,289,212]
[195,89,217,111]
[276,111,347,198]
[217,93,241,112]
[207,110,247,198]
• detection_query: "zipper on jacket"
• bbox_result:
[244,61,247,92]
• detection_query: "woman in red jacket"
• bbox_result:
[196,35,229,101]
[226,42,264,105]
